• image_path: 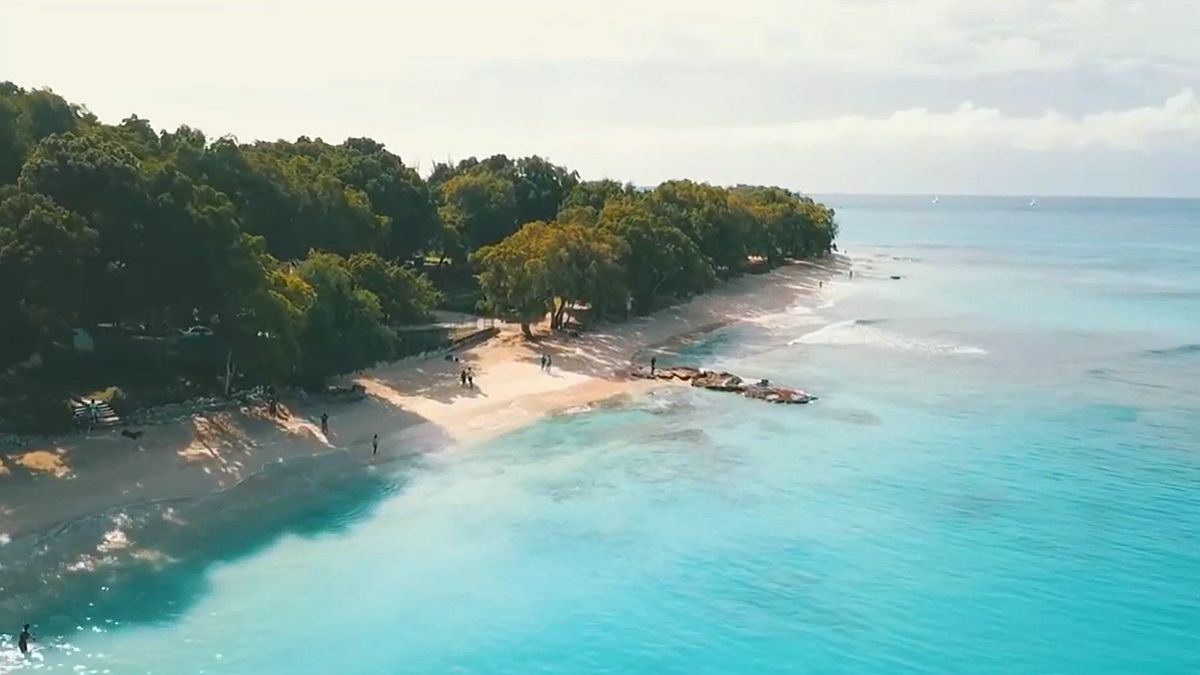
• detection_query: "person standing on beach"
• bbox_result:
[372,434,379,456]
[460,369,467,387]
[320,413,329,436]
[539,354,547,371]
[18,624,33,655]
[650,356,657,375]
[467,368,475,388]
[545,355,552,372]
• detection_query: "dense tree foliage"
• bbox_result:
[474,221,626,337]
[0,188,98,365]
[0,84,442,382]
[0,82,836,389]
[595,197,716,314]
[481,180,838,323]
[438,171,518,257]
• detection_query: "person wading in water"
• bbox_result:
[372,434,379,456]
[18,624,34,655]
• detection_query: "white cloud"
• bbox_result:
[622,89,1200,152]
[3,0,1200,195]
[4,0,1197,82]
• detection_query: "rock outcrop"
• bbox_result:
[631,365,816,404]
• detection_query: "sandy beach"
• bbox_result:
[0,258,845,542]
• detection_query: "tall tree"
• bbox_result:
[432,154,578,228]
[474,221,627,336]
[559,179,635,214]
[0,96,24,184]
[334,138,439,261]
[348,252,441,325]
[646,180,751,276]
[296,252,394,380]
[512,155,580,225]
[0,188,98,365]
[439,171,518,256]
[597,197,715,314]
[18,132,149,323]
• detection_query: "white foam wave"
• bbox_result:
[744,306,811,326]
[789,319,987,356]
[744,305,828,333]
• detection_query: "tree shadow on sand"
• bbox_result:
[0,448,424,638]
[361,352,493,405]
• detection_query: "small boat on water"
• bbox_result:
[1029,198,1038,207]
[931,196,940,205]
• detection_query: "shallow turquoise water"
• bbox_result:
[3,195,1199,673]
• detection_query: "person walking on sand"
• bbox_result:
[545,355,552,372]
[18,624,33,655]
[650,356,657,375]
[539,354,547,371]
[372,434,379,456]
[467,368,475,388]
[320,413,329,436]
[460,369,467,387]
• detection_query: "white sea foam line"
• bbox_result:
[790,319,987,355]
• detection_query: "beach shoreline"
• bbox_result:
[0,257,846,544]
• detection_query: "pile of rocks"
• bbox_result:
[631,365,817,405]
[126,395,238,425]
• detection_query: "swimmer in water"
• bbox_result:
[18,624,33,655]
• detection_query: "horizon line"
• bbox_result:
[798,191,1200,202]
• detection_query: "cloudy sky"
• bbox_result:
[4,0,1199,196]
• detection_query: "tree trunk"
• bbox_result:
[520,322,533,339]
[224,349,234,397]
[552,301,567,330]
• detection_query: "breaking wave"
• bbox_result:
[789,319,987,355]
[1144,343,1200,358]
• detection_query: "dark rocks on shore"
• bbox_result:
[631,366,817,404]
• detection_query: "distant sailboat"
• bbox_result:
[1029,198,1038,207]
[931,196,940,205]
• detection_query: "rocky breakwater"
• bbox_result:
[631,366,817,405]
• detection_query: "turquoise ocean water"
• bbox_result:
[3,195,1199,673]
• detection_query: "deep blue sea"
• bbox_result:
[3,195,1199,673]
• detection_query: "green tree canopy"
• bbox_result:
[439,171,518,256]
[0,80,837,383]
[473,221,627,336]
[596,197,715,314]
[296,252,395,381]
[348,252,442,325]
[645,180,751,276]
[0,188,98,363]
